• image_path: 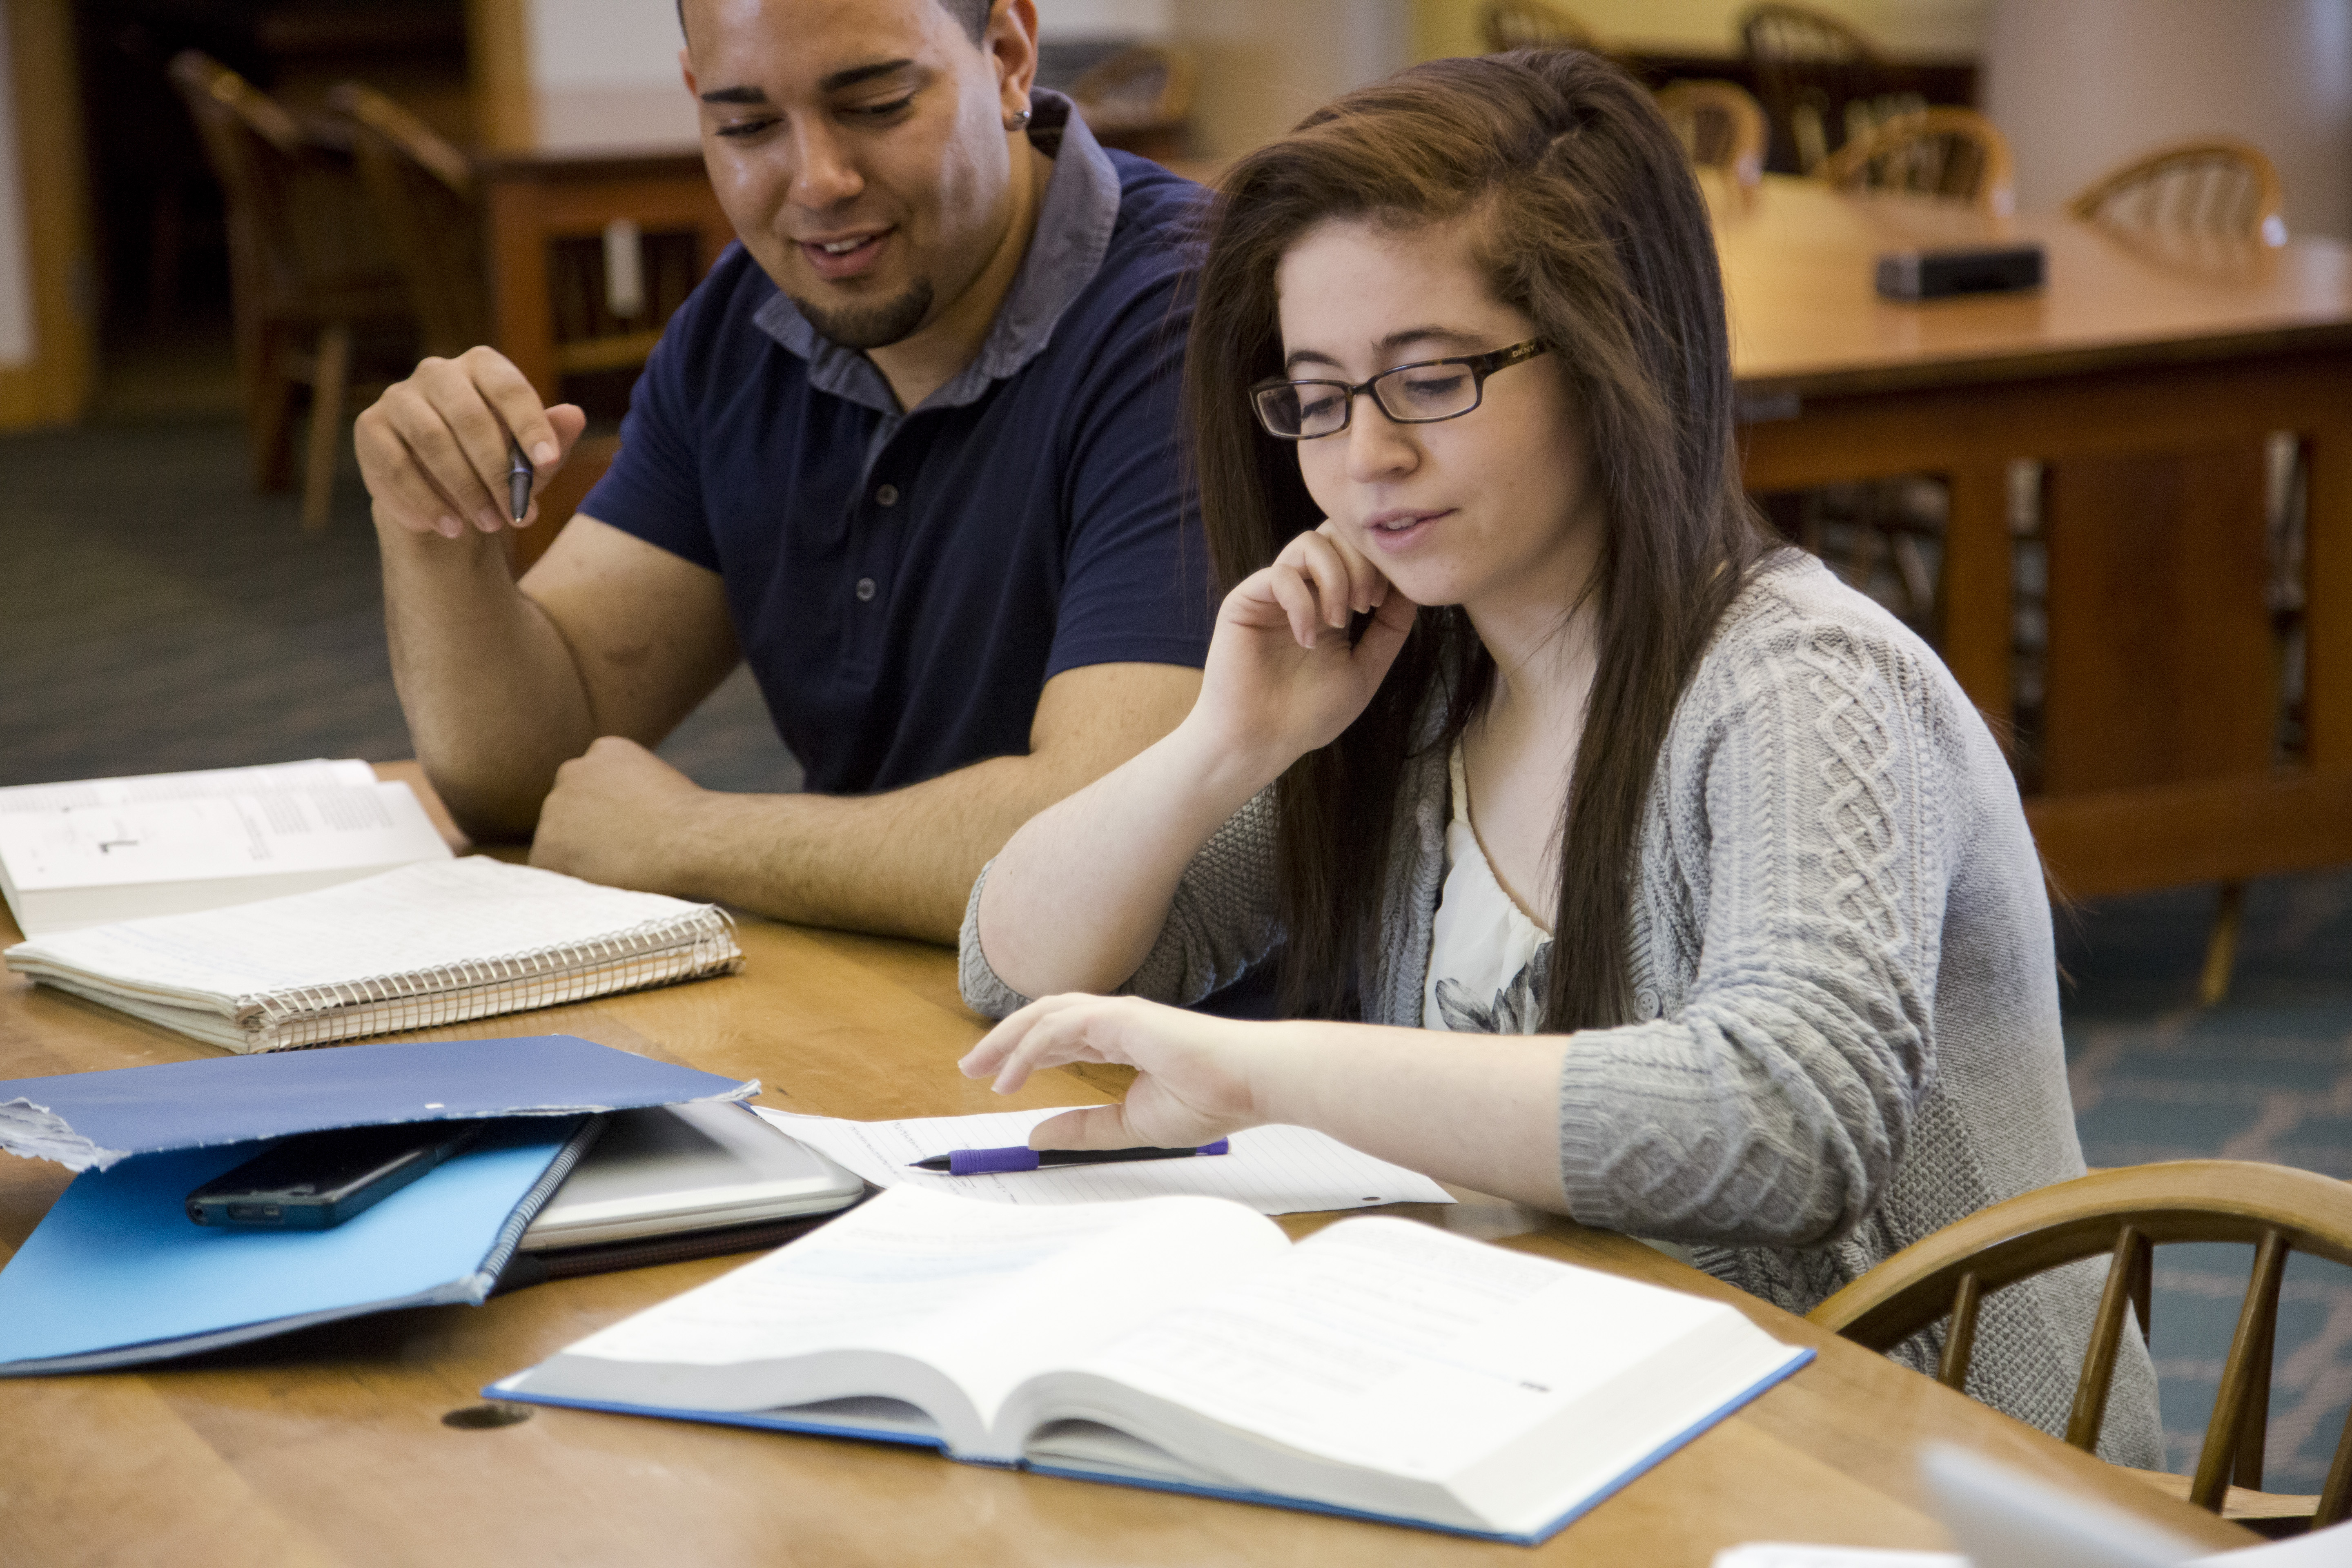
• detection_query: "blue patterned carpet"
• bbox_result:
[2060,875,2352,1489]
[0,417,798,796]
[2,416,2346,1489]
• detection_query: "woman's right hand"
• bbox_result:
[1184,523,1419,777]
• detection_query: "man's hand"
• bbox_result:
[530,736,712,896]
[358,347,590,539]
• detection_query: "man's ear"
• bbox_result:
[989,0,1042,110]
[679,48,697,98]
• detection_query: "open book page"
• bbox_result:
[753,1105,1453,1218]
[511,1187,1288,1456]
[4,858,734,1007]
[1044,1214,1771,1519]
[0,760,376,813]
[0,781,446,893]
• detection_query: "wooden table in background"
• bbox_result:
[1719,175,2352,898]
[469,88,732,575]
[0,767,2253,1566]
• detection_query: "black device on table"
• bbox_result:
[185,1121,486,1230]
[1875,242,2045,300]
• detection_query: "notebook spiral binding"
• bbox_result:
[245,909,743,1050]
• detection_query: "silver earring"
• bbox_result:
[1006,106,1033,131]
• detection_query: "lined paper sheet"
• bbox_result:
[0,760,376,813]
[0,782,445,892]
[753,1106,1453,1217]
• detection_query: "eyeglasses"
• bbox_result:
[1249,339,1550,441]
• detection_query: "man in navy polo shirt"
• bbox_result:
[355,0,1210,943]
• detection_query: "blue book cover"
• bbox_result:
[0,1034,755,1171]
[489,1346,1813,1545]
[0,1115,600,1374]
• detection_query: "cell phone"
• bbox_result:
[185,1121,487,1230]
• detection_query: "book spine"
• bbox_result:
[244,910,742,1049]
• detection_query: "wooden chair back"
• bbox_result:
[1809,1160,2352,1527]
[1479,1,1597,51]
[1656,80,1769,189]
[1822,106,2014,213]
[167,51,410,526]
[2069,138,2288,247]
[167,52,396,320]
[330,82,489,358]
[1739,2,1888,174]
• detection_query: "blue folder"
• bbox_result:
[0,1034,756,1170]
[0,1115,599,1374]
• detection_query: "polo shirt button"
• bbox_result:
[855,577,877,602]
[875,483,899,507]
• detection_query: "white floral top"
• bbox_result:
[1423,742,1552,1033]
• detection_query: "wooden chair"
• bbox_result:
[1810,1161,2352,1532]
[1740,2,1886,173]
[1479,1,1598,52]
[1823,107,2015,214]
[2070,138,2288,247]
[328,82,488,359]
[1656,80,1769,189]
[1070,44,1198,163]
[168,51,413,531]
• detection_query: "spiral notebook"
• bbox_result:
[0,857,744,1052]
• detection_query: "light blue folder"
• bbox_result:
[0,1115,597,1374]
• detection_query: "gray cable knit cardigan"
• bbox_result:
[961,552,2160,1463]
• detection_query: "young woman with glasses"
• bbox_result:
[955,49,2155,1458]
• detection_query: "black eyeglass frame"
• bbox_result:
[1248,338,1551,441]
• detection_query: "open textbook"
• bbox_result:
[2,858,744,1052]
[0,759,451,937]
[494,1187,1811,1543]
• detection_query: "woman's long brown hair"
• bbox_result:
[1185,48,1775,1029]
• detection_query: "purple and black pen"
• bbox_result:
[909,1140,1231,1176]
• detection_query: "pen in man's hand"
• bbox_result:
[909,1140,1230,1176]
[505,434,534,524]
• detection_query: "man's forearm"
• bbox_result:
[378,525,594,838]
[663,753,1098,944]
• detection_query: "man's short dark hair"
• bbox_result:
[677,0,991,46]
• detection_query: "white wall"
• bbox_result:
[1174,0,1414,157]
[0,7,35,368]
[1036,0,1171,39]
[1986,0,2352,236]
[1570,0,1986,52]
[530,0,686,87]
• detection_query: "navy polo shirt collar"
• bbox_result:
[750,89,1123,418]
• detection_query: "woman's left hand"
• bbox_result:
[959,995,1276,1151]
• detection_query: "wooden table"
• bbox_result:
[0,770,2253,1566]
[1720,175,2352,898]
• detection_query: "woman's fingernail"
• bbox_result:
[437,515,461,537]
[532,441,558,467]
